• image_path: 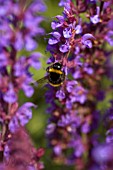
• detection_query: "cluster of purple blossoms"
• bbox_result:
[45,0,113,169]
[0,0,46,169]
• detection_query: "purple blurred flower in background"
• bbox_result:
[9,102,36,133]
[0,0,46,169]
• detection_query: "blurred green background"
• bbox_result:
[19,1,74,169]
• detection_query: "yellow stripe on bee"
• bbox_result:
[49,82,63,87]
[49,68,63,74]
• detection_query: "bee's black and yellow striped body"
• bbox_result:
[46,62,65,87]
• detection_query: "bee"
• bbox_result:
[36,62,65,87]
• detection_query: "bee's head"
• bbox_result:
[53,62,62,70]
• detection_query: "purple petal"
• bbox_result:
[58,114,71,127]
[25,36,37,51]
[59,0,71,9]
[81,123,90,133]
[9,116,19,133]
[59,43,70,53]
[29,52,41,69]
[92,144,113,163]
[82,33,95,41]
[56,15,64,22]
[106,128,113,143]
[16,102,36,126]
[22,83,34,97]
[19,102,37,110]
[63,27,72,38]
[66,80,78,92]
[56,90,65,100]
[50,32,61,39]
[66,99,72,109]
[14,56,26,76]
[105,31,113,46]
[29,0,46,13]
[83,40,93,48]
[3,84,17,103]
[74,144,84,157]
[51,21,62,30]
[0,6,8,16]
[90,15,100,24]
[48,37,59,45]
[48,32,61,45]
[46,123,56,135]
[84,67,93,74]
[0,53,8,68]
[4,145,10,161]
[75,25,82,34]
[46,56,55,64]
[73,70,82,79]
[74,46,80,54]
[53,145,62,155]
[17,109,32,126]
[14,32,24,50]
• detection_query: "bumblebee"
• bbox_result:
[36,62,65,87]
[46,62,65,87]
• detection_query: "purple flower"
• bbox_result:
[46,56,55,64]
[56,90,65,100]
[4,145,10,161]
[59,42,70,53]
[21,83,34,97]
[63,27,72,38]
[48,32,61,45]
[92,143,113,164]
[66,81,78,93]
[29,0,46,13]
[82,33,95,48]
[28,52,41,69]
[56,15,65,22]
[14,32,24,50]
[0,53,8,68]
[14,54,40,97]
[58,114,72,127]
[84,66,93,74]
[0,0,46,169]
[69,138,84,157]
[90,7,100,24]
[9,102,36,133]
[14,56,26,76]
[0,0,46,50]
[16,103,36,126]
[75,25,82,34]
[3,83,17,104]
[66,81,87,104]
[66,99,73,109]
[53,145,62,156]
[105,31,113,46]
[106,128,113,143]
[8,116,19,133]
[73,70,82,79]
[51,21,63,30]
[81,122,90,133]
[90,15,100,24]
[25,36,37,51]
[70,86,87,104]
[74,46,80,55]
[59,0,71,9]
[46,123,56,135]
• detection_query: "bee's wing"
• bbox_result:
[32,75,49,88]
